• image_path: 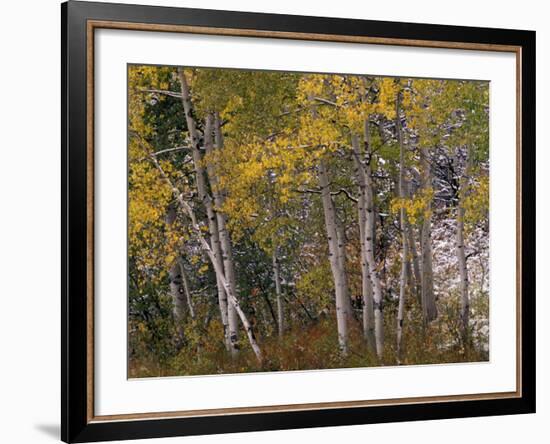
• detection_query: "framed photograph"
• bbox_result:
[62,1,535,442]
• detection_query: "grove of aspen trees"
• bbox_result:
[128,65,489,377]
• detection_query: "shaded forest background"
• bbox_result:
[128,65,490,377]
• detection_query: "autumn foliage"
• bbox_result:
[128,65,489,377]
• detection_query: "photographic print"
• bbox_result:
[128,65,490,378]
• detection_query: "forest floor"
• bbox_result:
[128,313,488,378]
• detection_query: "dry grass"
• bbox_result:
[128,301,488,378]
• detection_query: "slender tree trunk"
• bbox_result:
[178,259,195,319]
[152,156,263,363]
[177,72,236,353]
[215,275,230,350]
[456,210,469,339]
[420,146,438,323]
[185,198,262,362]
[352,133,376,353]
[169,261,186,334]
[397,208,409,361]
[362,119,385,359]
[395,93,408,361]
[407,224,422,305]
[261,289,278,330]
[272,250,284,337]
[335,213,353,318]
[165,205,186,341]
[318,160,349,356]
[456,148,471,343]
[211,112,240,354]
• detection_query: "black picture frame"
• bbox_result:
[62,1,536,442]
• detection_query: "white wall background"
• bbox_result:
[0,1,545,443]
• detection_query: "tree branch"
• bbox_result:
[331,188,358,203]
[149,145,191,157]
[292,188,322,195]
[312,96,339,107]
[137,88,182,99]
[293,187,358,202]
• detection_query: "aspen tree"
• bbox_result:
[177,70,239,353]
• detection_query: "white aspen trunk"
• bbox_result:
[152,156,263,363]
[169,262,186,332]
[215,274,230,350]
[177,72,234,353]
[362,119,385,359]
[351,133,375,352]
[420,146,438,323]
[397,208,408,361]
[456,210,469,338]
[165,206,186,340]
[217,209,239,355]
[318,160,349,356]
[178,259,195,319]
[209,112,240,355]
[272,250,284,337]
[335,214,353,318]
[403,251,413,288]
[456,149,471,342]
[395,94,408,361]
[182,198,262,362]
[407,224,422,305]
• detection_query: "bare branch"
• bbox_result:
[137,88,182,99]
[150,145,191,157]
[331,188,358,203]
[292,187,358,202]
[292,188,322,195]
[133,144,193,163]
[312,96,339,107]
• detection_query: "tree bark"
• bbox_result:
[407,224,422,305]
[456,148,471,343]
[318,160,350,356]
[420,145,438,323]
[272,250,284,337]
[397,209,409,361]
[210,112,240,354]
[165,205,186,341]
[178,259,195,319]
[362,119,385,359]
[169,261,186,337]
[351,133,376,353]
[177,72,236,353]
[335,213,353,318]
[395,93,408,361]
